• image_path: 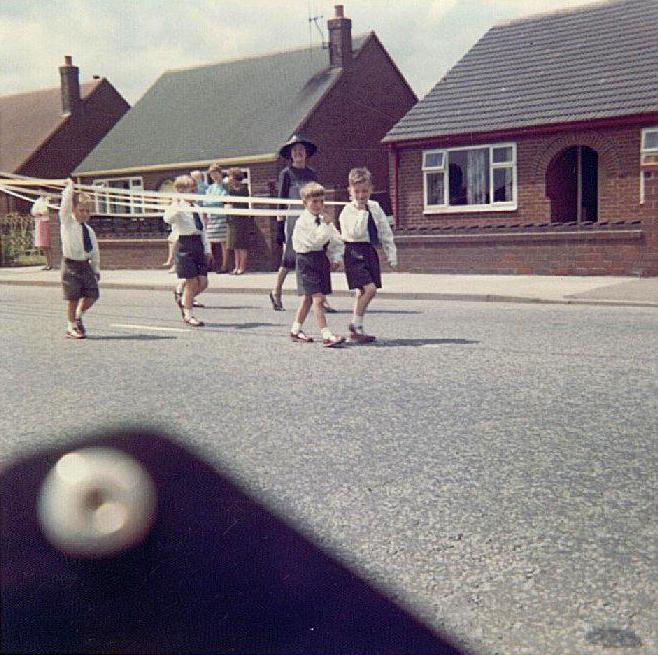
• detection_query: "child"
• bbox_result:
[338,167,397,342]
[162,222,178,273]
[31,193,53,270]
[163,175,212,327]
[59,179,100,339]
[290,182,345,347]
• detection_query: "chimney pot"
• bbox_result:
[327,7,352,69]
[59,56,81,115]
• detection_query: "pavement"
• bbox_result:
[1,265,658,307]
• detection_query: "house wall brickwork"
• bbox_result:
[389,122,658,276]
[75,35,416,271]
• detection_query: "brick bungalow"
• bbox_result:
[74,5,417,270]
[0,57,129,216]
[384,0,658,276]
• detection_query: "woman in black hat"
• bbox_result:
[269,134,329,311]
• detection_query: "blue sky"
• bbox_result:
[2,0,602,104]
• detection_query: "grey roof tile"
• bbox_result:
[76,36,369,174]
[384,0,658,142]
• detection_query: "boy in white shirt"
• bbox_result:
[290,182,345,347]
[59,179,100,339]
[338,167,397,342]
[163,175,212,327]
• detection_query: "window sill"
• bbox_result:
[424,204,517,214]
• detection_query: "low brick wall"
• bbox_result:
[394,227,651,276]
[43,201,656,276]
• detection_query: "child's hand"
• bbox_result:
[331,261,342,272]
[206,254,214,266]
[95,272,101,281]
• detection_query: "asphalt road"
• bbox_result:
[2,285,657,655]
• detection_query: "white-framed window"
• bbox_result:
[640,127,658,204]
[422,143,517,212]
[92,177,144,215]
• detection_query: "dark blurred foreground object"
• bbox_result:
[1,429,466,654]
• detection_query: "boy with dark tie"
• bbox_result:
[290,182,345,347]
[163,175,212,327]
[59,179,100,339]
[338,168,397,343]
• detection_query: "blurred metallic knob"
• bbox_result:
[37,447,157,557]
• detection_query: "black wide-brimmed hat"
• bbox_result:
[278,134,318,160]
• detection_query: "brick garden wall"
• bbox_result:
[389,123,658,275]
[73,35,416,272]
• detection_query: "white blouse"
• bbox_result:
[59,181,100,274]
[338,199,397,267]
[163,200,210,254]
[31,196,50,222]
[292,209,344,263]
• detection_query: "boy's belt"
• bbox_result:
[64,257,91,264]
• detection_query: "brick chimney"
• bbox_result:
[59,55,81,115]
[327,5,352,69]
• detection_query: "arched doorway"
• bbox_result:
[546,146,598,223]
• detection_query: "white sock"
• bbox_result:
[67,321,75,331]
[291,321,302,335]
[352,314,363,329]
[321,327,333,340]
[183,308,192,319]
[75,308,83,320]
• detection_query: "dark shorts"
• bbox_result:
[296,251,331,296]
[176,235,208,279]
[62,258,99,301]
[344,242,382,290]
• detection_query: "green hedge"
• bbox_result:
[0,213,43,266]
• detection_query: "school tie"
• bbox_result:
[81,223,93,253]
[193,210,203,231]
[315,215,321,226]
[366,208,379,247]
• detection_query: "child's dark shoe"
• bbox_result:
[290,331,313,343]
[348,323,375,343]
[184,316,204,327]
[322,334,346,348]
[75,317,86,336]
[269,292,284,311]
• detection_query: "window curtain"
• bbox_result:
[467,149,488,205]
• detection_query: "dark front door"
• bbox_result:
[546,146,598,223]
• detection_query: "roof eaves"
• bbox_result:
[75,152,279,178]
[383,109,658,147]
